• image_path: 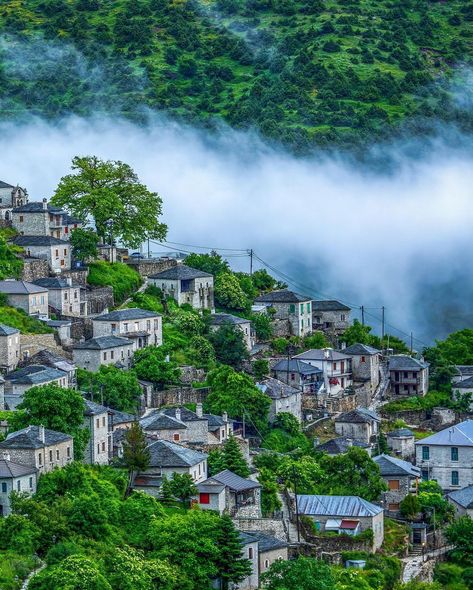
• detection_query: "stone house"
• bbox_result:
[388,355,429,397]
[447,485,473,518]
[452,377,473,410]
[334,408,380,444]
[33,277,86,317]
[386,428,415,460]
[254,290,312,338]
[11,235,72,272]
[204,412,234,444]
[72,335,134,372]
[293,348,353,395]
[140,411,188,443]
[0,181,28,221]
[237,533,259,590]
[4,364,69,410]
[257,377,302,423]
[83,399,111,466]
[297,494,384,550]
[109,408,135,433]
[0,453,37,517]
[133,440,208,496]
[315,437,372,456]
[312,300,351,334]
[373,454,420,513]
[0,280,49,318]
[19,349,77,388]
[271,358,323,394]
[209,313,254,350]
[161,406,209,443]
[149,264,214,311]
[11,199,81,240]
[196,469,261,518]
[343,343,381,393]
[0,425,73,475]
[242,531,288,578]
[415,420,473,491]
[452,366,473,385]
[92,308,162,350]
[0,324,20,372]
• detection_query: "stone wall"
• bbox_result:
[20,258,49,282]
[86,287,114,316]
[61,268,89,287]
[126,258,176,278]
[180,365,206,384]
[325,392,357,413]
[152,386,210,407]
[233,517,288,542]
[20,333,65,358]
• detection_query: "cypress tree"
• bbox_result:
[216,515,252,590]
[220,436,250,478]
[122,421,150,495]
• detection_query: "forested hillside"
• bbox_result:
[0,0,472,150]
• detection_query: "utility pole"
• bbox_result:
[361,305,365,326]
[249,249,253,276]
[381,306,385,342]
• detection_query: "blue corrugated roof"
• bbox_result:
[297,495,382,517]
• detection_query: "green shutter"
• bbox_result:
[289,304,295,313]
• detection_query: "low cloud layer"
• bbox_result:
[1,115,472,345]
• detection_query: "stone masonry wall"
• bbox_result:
[61,268,89,287]
[152,386,210,407]
[20,258,50,282]
[86,287,114,316]
[20,333,66,358]
[126,258,177,278]
[233,518,288,542]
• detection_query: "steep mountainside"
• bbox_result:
[0,0,472,150]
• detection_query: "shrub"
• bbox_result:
[88,261,142,304]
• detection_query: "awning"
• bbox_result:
[340,519,360,530]
[325,519,342,530]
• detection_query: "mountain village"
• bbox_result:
[0,174,472,590]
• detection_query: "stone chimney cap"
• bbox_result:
[175,408,181,422]
[39,424,45,443]
[196,403,203,418]
[2,451,10,461]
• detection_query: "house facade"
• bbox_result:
[149,265,214,311]
[4,365,68,410]
[92,308,162,349]
[254,290,312,337]
[11,200,81,240]
[11,235,71,272]
[0,181,28,221]
[19,349,77,388]
[386,428,415,460]
[271,359,323,394]
[373,454,420,513]
[312,300,351,334]
[33,277,85,317]
[204,412,234,444]
[73,336,134,372]
[0,280,48,318]
[334,408,380,445]
[0,324,20,372]
[257,377,302,423]
[83,399,111,465]
[0,425,73,475]
[343,343,381,393]
[293,348,353,395]
[0,454,37,517]
[415,420,473,491]
[209,313,254,350]
[197,469,262,518]
[242,532,288,579]
[388,355,429,397]
[447,485,473,519]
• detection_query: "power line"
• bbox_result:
[159,239,247,253]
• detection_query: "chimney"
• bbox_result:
[323,348,331,359]
[175,408,181,422]
[66,277,72,287]
[196,403,203,418]
[222,411,228,423]
[39,424,45,443]
[340,342,346,350]
[42,198,48,210]
[2,451,10,462]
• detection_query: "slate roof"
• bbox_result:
[163,407,207,422]
[312,300,351,312]
[93,308,161,321]
[147,439,207,468]
[257,377,300,400]
[0,459,37,478]
[211,470,261,492]
[455,366,473,377]
[335,408,380,424]
[210,313,249,326]
[33,278,80,289]
[0,280,47,294]
[197,480,226,494]
[83,399,109,417]
[453,377,473,389]
[12,202,63,213]
[109,409,135,426]
[272,359,322,375]
[388,355,429,371]
[241,531,288,552]
[373,454,421,478]
[415,420,473,447]
[239,532,258,547]
[0,181,15,189]
[255,289,311,303]
[387,428,414,438]
[73,336,132,350]
[0,425,72,449]
[20,349,75,374]
[294,349,351,362]
[6,364,66,384]
[315,437,370,455]
[204,413,233,431]
[12,235,69,246]
[448,484,473,509]
[0,323,19,336]
[140,412,187,431]
[297,494,382,517]
[150,264,213,280]
[342,344,381,356]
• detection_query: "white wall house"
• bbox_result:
[293,348,353,395]
[73,336,134,372]
[149,265,214,311]
[254,290,312,338]
[11,235,71,272]
[0,280,49,318]
[0,453,37,517]
[92,308,162,350]
[0,324,20,372]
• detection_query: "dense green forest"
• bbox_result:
[0,0,472,151]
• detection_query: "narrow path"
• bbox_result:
[369,363,390,411]
[21,560,46,589]
[278,491,299,543]
[401,545,453,583]
[121,278,148,307]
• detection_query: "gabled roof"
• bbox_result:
[448,484,473,509]
[297,494,382,517]
[12,201,63,214]
[455,366,473,377]
[33,278,80,290]
[373,454,420,478]
[257,377,300,400]
[20,349,75,374]
[210,469,261,492]
[150,264,213,280]
[83,399,109,417]
[0,425,72,449]
[342,344,381,356]
[210,313,249,326]
[93,308,161,321]
[109,408,135,426]
[73,336,132,350]
[415,420,473,447]
[5,364,66,385]
[147,439,207,468]
[335,408,380,424]
[241,531,288,552]
[387,428,414,438]
[204,414,232,431]
[0,459,37,478]
[0,323,19,336]
[272,359,322,375]
[312,300,351,312]
[163,407,207,422]
[453,376,473,389]
[255,289,311,303]
[315,437,370,455]
[140,412,187,431]
[12,235,69,246]
[0,181,15,189]
[293,349,351,362]
[0,280,48,294]
[388,355,429,371]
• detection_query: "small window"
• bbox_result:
[341,314,346,321]
[64,292,68,301]
[264,559,270,569]
[55,249,59,257]
[63,248,67,256]
[97,443,100,454]
[96,418,100,428]
[49,450,53,462]
[333,362,337,370]
[388,480,400,490]
[103,352,107,361]
[19,215,24,222]
[64,226,68,234]
[56,450,59,460]
[17,480,21,492]
[173,433,180,442]
[422,446,429,460]
[29,477,33,489]
[404,371,409,378]
[451,447,459,461]
[452,471,459,486]
[289,304,295,314]
[421,469,429,481]
[101,441,106,452]
[67,447,71,458]
[102,417,106,427]
[248,548,253,559]
[307,302,311,313]
[38,453,42,466]
[110,350,114,360]
[200,493,210,504]
[1,482,7,493]
[361,356,366,362]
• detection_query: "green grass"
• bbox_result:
[382,390,451,414]
[0,306,53,334]
[0,551,38,590]
[87,261,142,305]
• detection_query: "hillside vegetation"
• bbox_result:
[0,0,472,151]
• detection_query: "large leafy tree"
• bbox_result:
[214,272,248,311]
[28,555,112,590]
[51,155,167,248]
[77,366,142,413]
[10,384,89,460]
[446,516,473,565]
[184,252,229,276]
[70,227,98,262]
[167,473,198,505]
[133,346,181,389]
[204,365,271,434]
[208,324,248,369]
[262,556,335,590]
